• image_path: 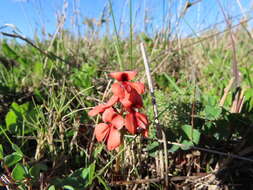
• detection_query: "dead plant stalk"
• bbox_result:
[140,42,169,188]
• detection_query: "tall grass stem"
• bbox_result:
[108,0,123,70]
[129,0,133,69]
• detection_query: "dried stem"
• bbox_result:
[217,0,239,87]
[124,135,253,163]
[219,78,235,107]
[140,42,169,187]
[166,140,253,163]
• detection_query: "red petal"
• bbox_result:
[111,83,125,99]
[110,71,137,81]
[111,114,124,129]
[120,97,132,108]
[119,88,143,109]
[125,113,137,134]
[119,90,132,108]
[129,89,143,108]
[122,82,132,92]
[105,95,119,107]
[88,105,106,117]
[102,107,116,122]
[94,123,110,142]
[128,82,145,94]
[135,112,148,129]
[142,129,148,138]
[107,127,121,150]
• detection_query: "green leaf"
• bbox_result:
[244,88,253,111]
[0,144,3,159]
[207,95,217,106]
[5,108,18,128]
[80,163,96,187]
[204,105,222,120]
[93,144,103,158]
[147,141,160,157]
[81,167,89,179]
[4,152,23,167]
[12,163,26,180]
[29,163,48,178]
[5,102,22,133]
[5,102,36,135]
[12,144,23,156]
[48,185,56,190]
[181,140,194,150]
[11,102,21,112]
[181,125,201,144]
[63,185,75,190]
[2,41,19,60]
[168,144,180,153]
[88,162,95,185]
[19,102,30,114]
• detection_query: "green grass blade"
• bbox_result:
[163,73,183,94]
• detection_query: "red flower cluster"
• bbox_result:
[88,71,149,150]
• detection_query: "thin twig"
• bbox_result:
[166,140,253,163]
[171,141,253,163]
[124,135,253,163]
[192,146,253,163]
[140,42,169,187]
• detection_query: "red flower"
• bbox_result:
[88,95,118,117]
[110,71,145,109]
[125,110,149,137]
[88,71,149,151]
[94,107,124,150]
